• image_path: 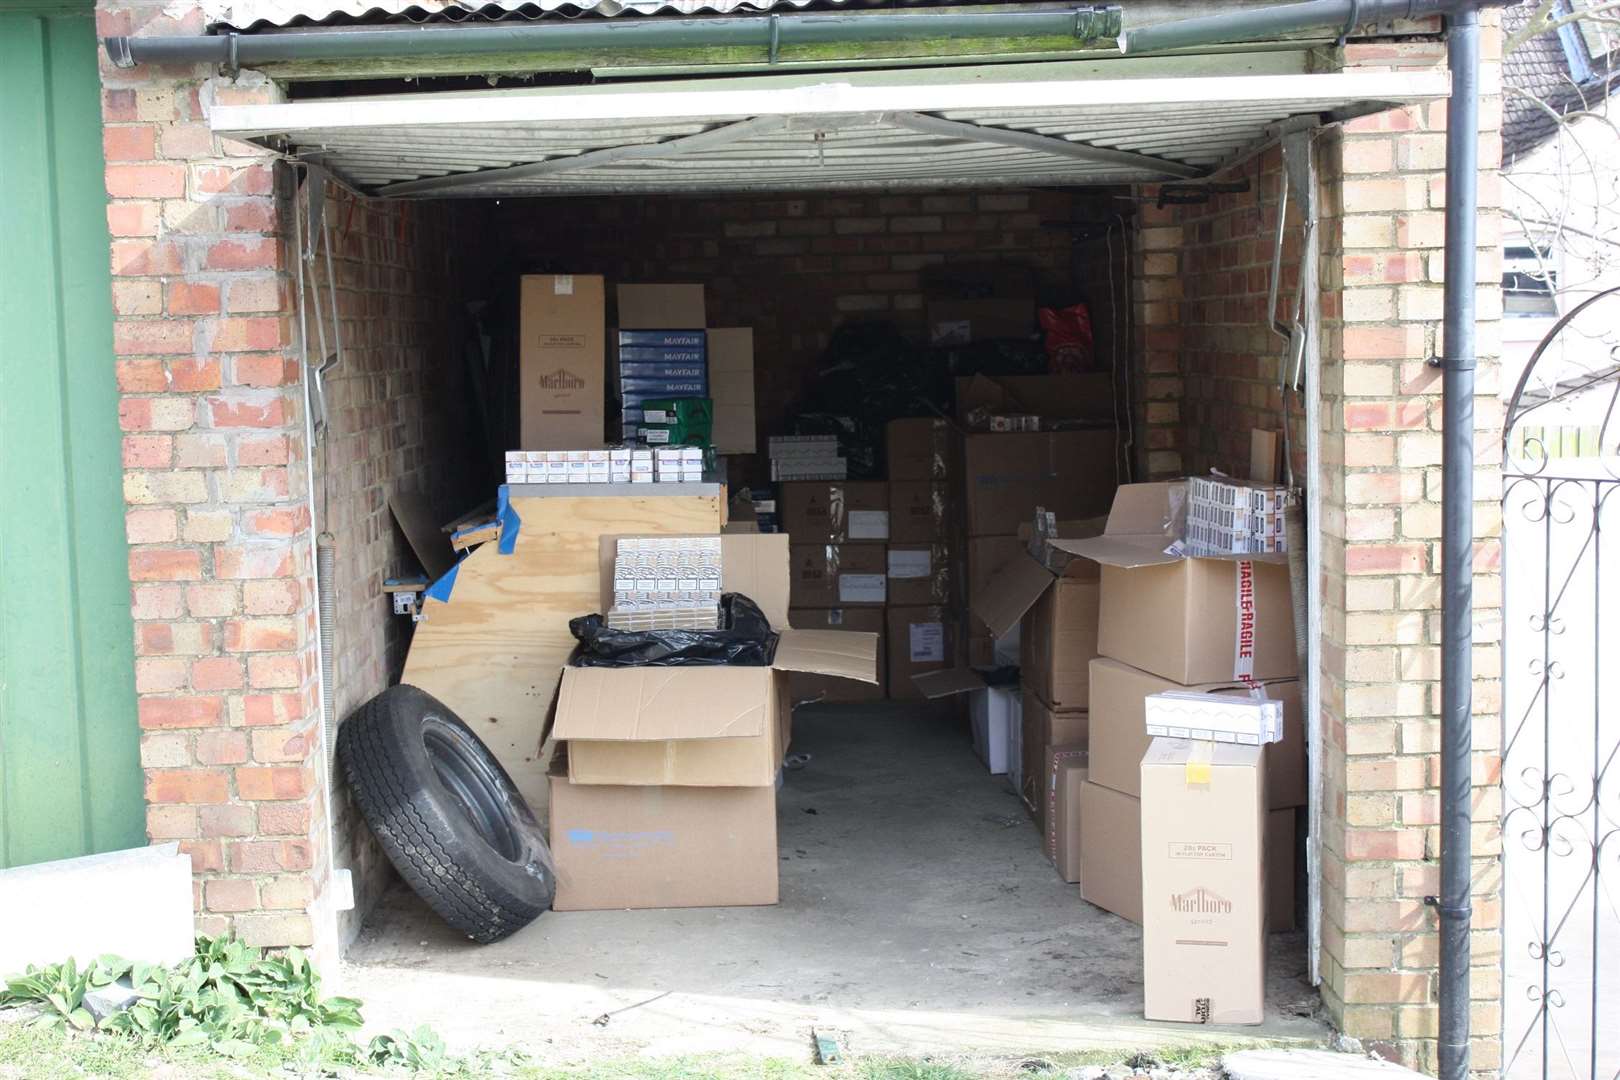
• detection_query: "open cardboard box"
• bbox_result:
[549,533,879,787]
[1061,482,1298,685]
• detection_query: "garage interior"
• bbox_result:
[202,53,1446,1057]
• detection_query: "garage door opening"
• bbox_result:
[206,58,1446,1058]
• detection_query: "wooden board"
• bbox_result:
[402,492,723,809]
[388,490,456,580]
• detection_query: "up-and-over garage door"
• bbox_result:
[209,58,1448,196]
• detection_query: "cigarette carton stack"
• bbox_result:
[1184,476,1289,555]
[618,330,708,442]
[654,446,705,483]
[606,536,722,631]
[769,436,846,481]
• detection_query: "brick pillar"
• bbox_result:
[97,1,333,958]
[1317,28,1506,1075]
[1130,211,1187,479]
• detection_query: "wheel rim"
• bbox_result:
[421,715,521,863]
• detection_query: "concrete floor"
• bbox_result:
[343,703,1326,1063]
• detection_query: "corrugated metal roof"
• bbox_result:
[210,62,1448,197]
[211,0,879,31]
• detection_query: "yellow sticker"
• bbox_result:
[1185,760,1212,785]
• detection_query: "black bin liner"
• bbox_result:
[568,592,778,668]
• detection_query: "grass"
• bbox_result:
[0,1012,1300,1080]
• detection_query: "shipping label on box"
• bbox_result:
[908,621,945,663]
[838,572,887,605]
[847,509,890,541]
[888,548,931,579]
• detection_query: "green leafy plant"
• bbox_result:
[368,1024,450,1071]
[0,937,364,1061]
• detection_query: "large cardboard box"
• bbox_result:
[1047,749,1088,882]
[616,283,706,329]
[779,482,889,545]
[520,274,606,450]
[1079,778,1296,933]
[887,418,955,482]
[1022,690,1088,818]
[960,430,1118,538]
[1088,657,1305,809]
[887,543,954,607]
[788,607,886,702]
[927,298,1034,344]
[550,761,778,911]
[889,481,952,544]
[971,521,1104,709]
[967,535,1024,622]
[887,605,957,699]
[954,374,1115,426]
[1140,739,1266,1025]
[788,543,887,608]
[551,534,878,786]
[708,328,756,455]
[1065,483,1297,685]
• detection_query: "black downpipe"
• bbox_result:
[1435,8,1479,1080]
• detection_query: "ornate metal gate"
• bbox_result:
[1501,288,1619,1080]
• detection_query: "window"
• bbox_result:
[1503,243,1559,316]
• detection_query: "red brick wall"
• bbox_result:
[1130,151,1307,483]
[458,188,1126,450]
[310,192,481,942]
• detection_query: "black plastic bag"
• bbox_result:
[568,593,778,667]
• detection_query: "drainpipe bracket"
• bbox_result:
[1427,354,1476,370]
[1423,895,1473,920]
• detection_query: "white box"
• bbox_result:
[1144,690,1283,745]
[969,687,1018,775]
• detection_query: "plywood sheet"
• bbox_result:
[402,493,722,809]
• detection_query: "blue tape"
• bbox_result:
[423,560,460,603]
[496,484,522,555]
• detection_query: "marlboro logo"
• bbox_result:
[1170,887,1233,915]
[537,367,587,390]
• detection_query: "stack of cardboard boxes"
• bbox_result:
[952,375,1117,666]
[547,534,877,910]
[885,418,960,699]
[1062,483,1303,939]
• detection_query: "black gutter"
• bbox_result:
[104,6,1121,69]
[1124,4,1506,1080]
[1435,10,1479,1080]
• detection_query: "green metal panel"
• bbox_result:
[0,0,146,867]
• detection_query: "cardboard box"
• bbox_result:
[970,687,1018,775]
[1047,748,1089,882]
[779,482,889,545]
[1087,657,1305,809]
[967,535,1024,623]
[1064,482,1298,685]
[616,283,705,329]
[887,418,955,482]
[552,534,878,786]
[788,607,886,702]
[550,761,778,911]
[971,520,1104,708]
[1079,777,1295,933]
[708,328,756,455]
[960,429,1118,538]
[889,481,952,544]
[788,543,887,608]
[954,374,1116,427]
[1022,691,1089,820]
[1079,780,1143,921]
[520,274,606,450]
[887,605,957,700]
[928,297,1035,345]
[886,543,954,607]
[1140,738,1266,1025]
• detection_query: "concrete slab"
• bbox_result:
[0,843,193,977]
[343,704,1326,1063]
[1223,1049,1427,1079]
